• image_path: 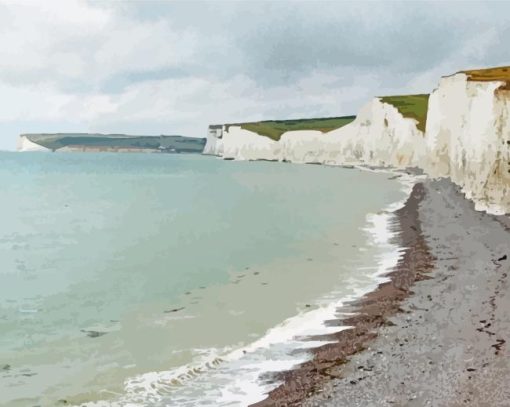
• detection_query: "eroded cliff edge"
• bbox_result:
[205,67,510,215]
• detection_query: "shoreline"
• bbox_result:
[0,158,413,407]
[252,178,510,406]
[252,180,432,406]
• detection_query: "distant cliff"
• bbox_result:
[18,134,206,154]
[203,116,356,160]
[204,96,428,166]
[205,66,510,215]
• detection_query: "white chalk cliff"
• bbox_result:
[205,70,510,214]
[17,135,50,152]
[205,99,425,167]
[281,99,426,167]
[221,126,280,161]
[424,73,510,215]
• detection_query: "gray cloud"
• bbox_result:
[0,0,510,150]
[99,1,510,87]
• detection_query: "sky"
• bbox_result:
[0,0,509,150]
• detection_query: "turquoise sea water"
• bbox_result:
[0,152,407,406]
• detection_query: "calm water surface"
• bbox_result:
[0,152,406,406]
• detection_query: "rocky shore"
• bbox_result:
[252,178,510,406]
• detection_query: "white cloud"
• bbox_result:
[0,83,72,121]
[0,0,198,89]
[0,0,509,150]
[0,1,110,84]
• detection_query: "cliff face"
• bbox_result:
[221,126,280,161]
[17,135,51,152]
[279,98,426,167]
[425,73,510,214]
[205,98,426,168]
[205,67,510,214]
[203,126,224,156]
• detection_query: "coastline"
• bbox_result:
[252,179,432,406]
[252,178,510,406]
[0,155,415,407]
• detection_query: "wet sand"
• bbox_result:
[252,179,510,406]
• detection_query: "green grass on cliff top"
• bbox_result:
[226,116,356,141]
[462,66,510,89]
[379,94,429,132]
[227,93,429,140]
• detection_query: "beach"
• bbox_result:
[253,178,510,406]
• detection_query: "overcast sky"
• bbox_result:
[0,0,509,150]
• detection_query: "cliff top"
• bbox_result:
[225,116,356,141]
[379,94,429,132]
[462,66,510,81]
[22,134,205,152]
[462,66,510,89]
[21,133,187,139]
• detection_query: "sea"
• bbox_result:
[0,152,412,406]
